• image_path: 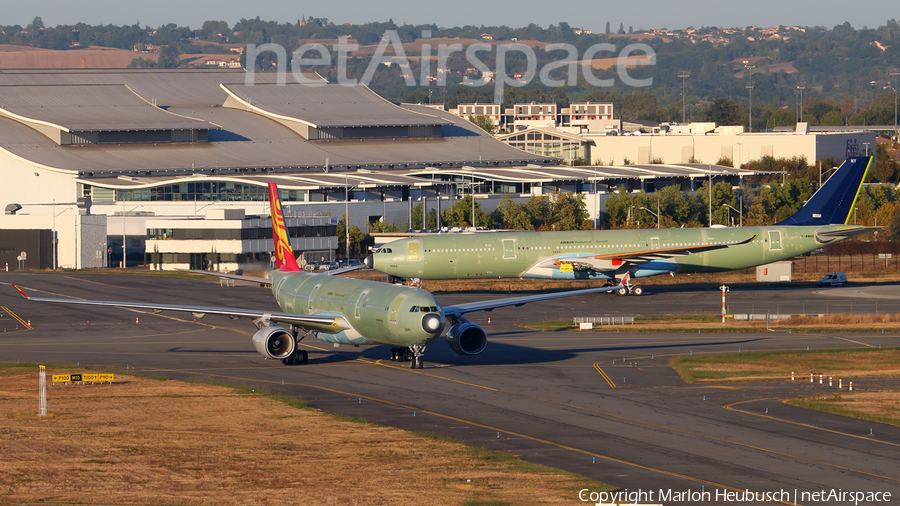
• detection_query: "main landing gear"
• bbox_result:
[282,327,309,365]
[282,348,308,365]
[616,283,643,296]
[389,344,426,369]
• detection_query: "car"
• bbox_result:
[817,272,847,287]
[303,261,321,271]
[347,259,362,267]
[318,261,339,271]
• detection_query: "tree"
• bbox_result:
[467,115,495,133]
[28,16,44,32]
[492,195,532,230]
[605,21,610,35]
[157,45,180,68]
[704,98,746,126]
[618,23,625,34]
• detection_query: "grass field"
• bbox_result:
[787,391,900,427]
[0,362,611,505]
[670,348,900,383]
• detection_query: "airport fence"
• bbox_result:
[727,300,900,316]
[573,316,635,325]
[792,254,898,273]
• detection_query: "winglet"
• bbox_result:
[11,284,30,299]
[267,183,302,272]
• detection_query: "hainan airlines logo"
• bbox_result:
[271,200,292,265]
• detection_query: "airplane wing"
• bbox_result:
[536,234,758,272]
[443,274,629,317]
[182,264,366,285]
[10,284,349,333]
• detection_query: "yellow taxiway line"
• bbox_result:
[592,362,617,388]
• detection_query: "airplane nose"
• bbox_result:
[421,313,443,334]
[364,254,374,269]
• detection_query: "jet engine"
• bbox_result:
[252,326,295,360]
[445,322,487,356]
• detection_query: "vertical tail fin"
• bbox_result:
[268,183,302,271]
[776,156,872,226]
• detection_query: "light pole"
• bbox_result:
[640,203,660,228]
[744,62,755,132]
[628,206,635,227]
[797,82,806,123]
[891,69,900,144]
[678,70,690,123]
[122,203,143,268]
[854,207,858,225]
[345,174,351,259]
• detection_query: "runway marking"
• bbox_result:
[724,398,900,448]
[145,367,796,503]
[829,335,876,348]
[592,362,617,388]
[0,306,32,329]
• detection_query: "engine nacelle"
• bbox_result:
[252,326,295,360]
[445,322,487,356]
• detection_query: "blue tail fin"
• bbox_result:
[776,156,872,226]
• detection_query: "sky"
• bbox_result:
[3,0,897,31]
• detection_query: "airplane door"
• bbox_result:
[651,237,660,250]
[354,290,370,319]
[307,283,322,311]
[768,231,782,251]
[389,295,406,323]
[408,241,420,261]
[502,239,517,259]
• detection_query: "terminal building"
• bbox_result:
[0,69,778,271]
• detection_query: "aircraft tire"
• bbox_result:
[617,287,629,296]
[299,350,308,365]
[390,348,397,361]
[632,286,644,296]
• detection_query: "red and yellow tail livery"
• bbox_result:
[268,183,302,271]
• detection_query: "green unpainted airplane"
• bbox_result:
[12,183,628,369]
[367,156,879,295]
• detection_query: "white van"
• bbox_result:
[817,272,847,287]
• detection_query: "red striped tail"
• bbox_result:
[267,183,301,271]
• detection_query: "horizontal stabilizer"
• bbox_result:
[814,225,881,243]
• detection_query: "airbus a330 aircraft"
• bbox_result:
[12,183,628,369]
[368,156,878,295]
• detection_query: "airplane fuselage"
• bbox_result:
[372,225,839,280]
[269,270,444,346]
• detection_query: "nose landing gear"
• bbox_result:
[389,344,426,369]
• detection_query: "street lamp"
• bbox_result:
[854,207,858,225]
[678,70,690,123]
[640,203,660,229]
[744,62,755,132]
[820,164,838,187]
[122,203,143,268]
[796,82,806,123]
[722,203,741,227]
[628,205,635,226]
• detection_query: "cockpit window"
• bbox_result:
[409,306,439,313]
[376,247,393,254]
